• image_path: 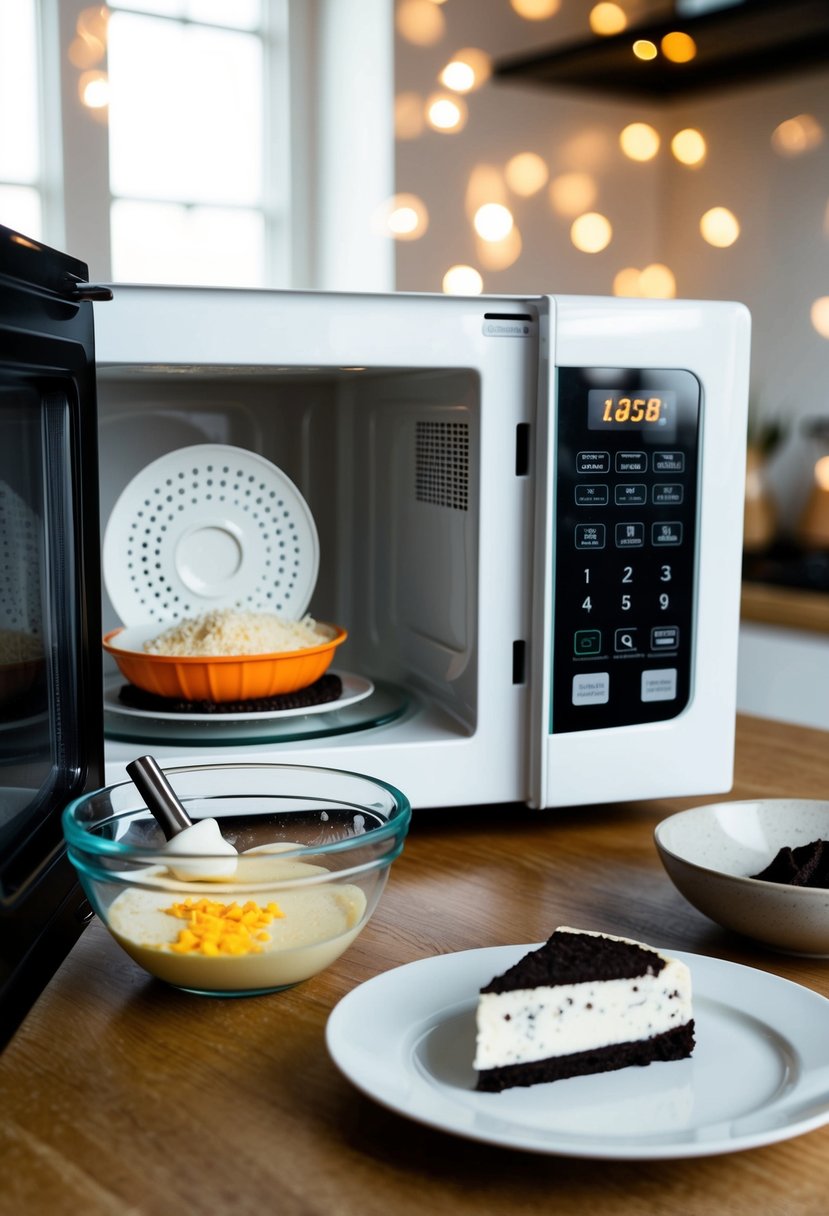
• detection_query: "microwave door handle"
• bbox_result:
[61,273,113,302]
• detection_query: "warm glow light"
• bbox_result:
[613,267,643,297]
[466,165,508,219]
[375,194,429,240]
[396,0,446,45]
[69,33,105,68]
[619,122,660,161]
[79,70,109,109]
[548,171,597,217]
[700,206,740,248]
[71,6,108,68]
[559,128,612,169]
[811,297,829,339]
[589,3,627,35]
[440,60,476,92]
[389,208,418,235]
[633,40,658,60]
[510,0,561,18]
[815,456,829,490]
[476,225,522,271]
[505,151,549,196]
[440,49,491,92]
[571,212,612,253]
[771,114,824,157]
[443,264,484,295]
[395,93,425,140]
[661,31,697,63]
[638,263,676,298]
[10,233,41,251]
[426,93,467,132]
[474,202,514,242]
[77,5,109,42]
[671,127,706,166]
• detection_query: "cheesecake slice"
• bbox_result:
[474,927,694,1092]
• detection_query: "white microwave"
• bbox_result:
[92,286,750,810]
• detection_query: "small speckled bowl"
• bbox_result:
[654,799,829,956]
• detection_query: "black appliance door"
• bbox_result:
[0,225,106,1047]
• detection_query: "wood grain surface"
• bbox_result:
[741,582,829,635]
[2,714,829,1216]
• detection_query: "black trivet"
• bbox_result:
[117,672,343,715]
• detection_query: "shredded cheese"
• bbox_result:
[143,608,327,657]
[160,896,285,957]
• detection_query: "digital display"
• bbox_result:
[587,389,678,440]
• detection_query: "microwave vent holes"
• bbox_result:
[415,420,469,511]
[102,444,319,626]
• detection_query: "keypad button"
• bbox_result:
[653,451,685,473]
[577,450,610,474]
[575,484,609,506]
[572,672,610,705]
[641,668,677,702]
[575,523,606,549]
[652,522,683,546]
[615,522,644,548]
[653,483,684,505]
[574,629,602,656]
[615,451,647,474]
[615,483,647,506]
[651,625,679,650]
[615,628,638,652]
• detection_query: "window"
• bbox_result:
[0,0,394,291]
[0,1,42,238]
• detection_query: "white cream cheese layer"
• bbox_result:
[474,934,692,1071]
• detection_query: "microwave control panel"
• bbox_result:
[551,366,701,734]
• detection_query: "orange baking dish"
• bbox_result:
[102,623,347,702]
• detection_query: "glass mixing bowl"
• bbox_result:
[63,763,411,996]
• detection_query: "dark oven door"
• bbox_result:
[0,225,107,1046]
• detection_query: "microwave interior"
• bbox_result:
[96,363,483,739]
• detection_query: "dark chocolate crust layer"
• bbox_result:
[475,1021,695,1092]
[481,930,665,995]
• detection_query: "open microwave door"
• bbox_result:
[0,226,107,1047]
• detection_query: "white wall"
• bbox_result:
[394,2,663,295]
[738,623,829,731]
[393,2,829,470]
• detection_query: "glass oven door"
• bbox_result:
[0,225,107,1046]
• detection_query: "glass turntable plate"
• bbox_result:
[103,671,409,745]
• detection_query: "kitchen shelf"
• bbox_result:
[493,0,829,101]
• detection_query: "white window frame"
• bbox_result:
[30,0,393,291]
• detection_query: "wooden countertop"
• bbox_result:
[3,714,829,1216]
[741,581,829,635]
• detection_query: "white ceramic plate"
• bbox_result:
[326,944,829,1159]
[104,669,373,722]
[102,444,319,627]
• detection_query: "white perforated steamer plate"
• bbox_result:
[103,445,319,626]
